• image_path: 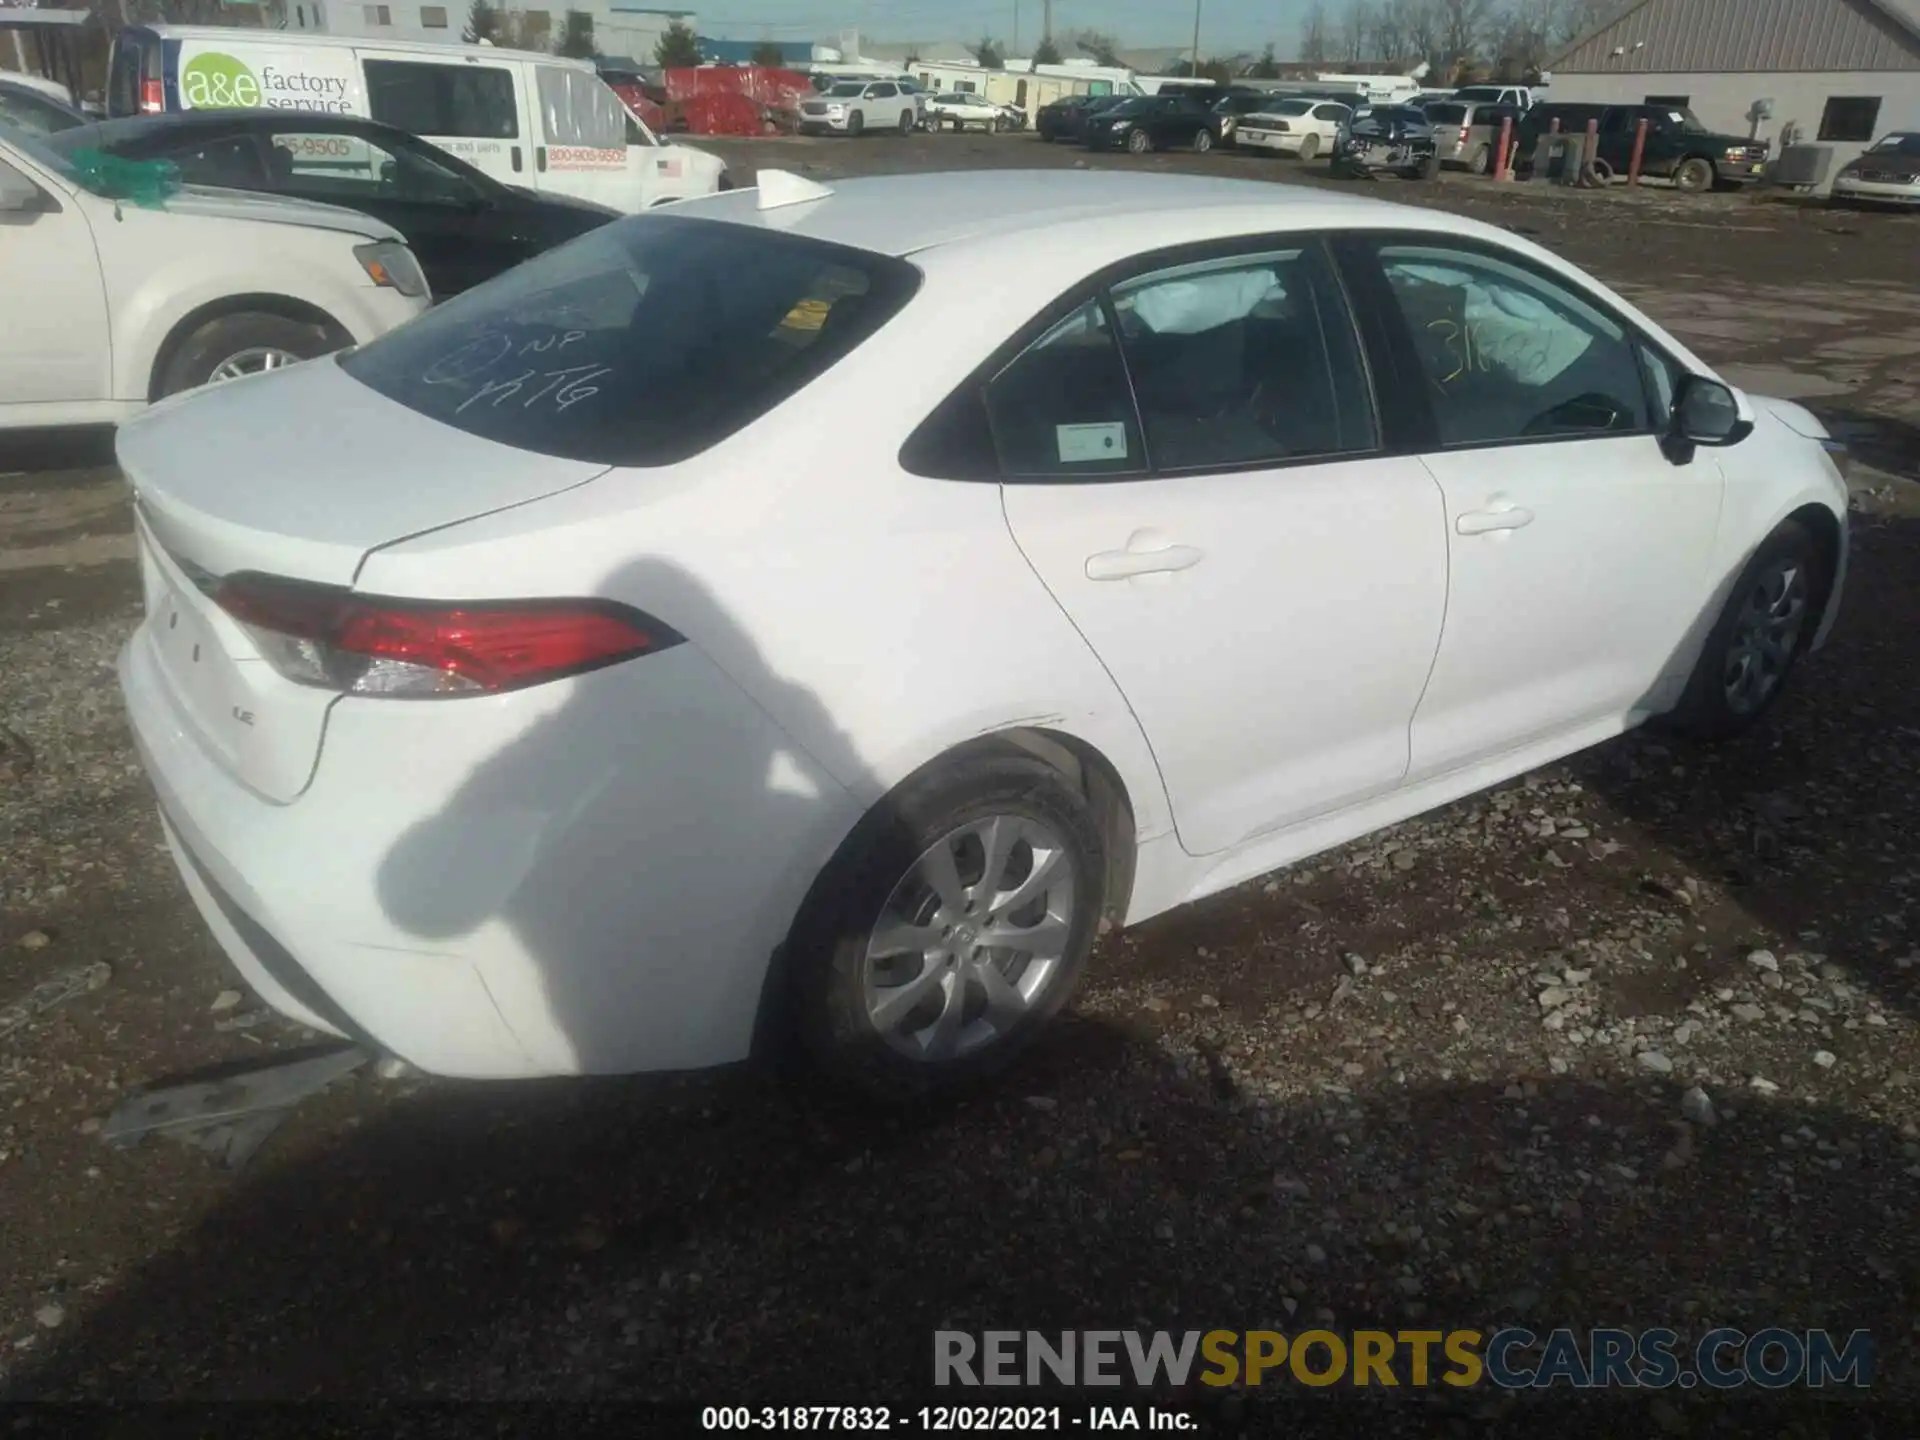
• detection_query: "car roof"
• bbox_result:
[675,169,1493,260]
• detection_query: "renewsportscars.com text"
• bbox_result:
[935,1327,1874,1390]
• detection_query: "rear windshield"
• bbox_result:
[339,217,921,467]
[1425,103,1467,123]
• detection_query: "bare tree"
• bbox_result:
[1406,0,1446,73]
[1371,0,1410,68]
[1339,1,1375,64]
[1440,0,1497,78]
[1299,1,1332,65]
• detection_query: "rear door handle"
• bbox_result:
[1456,504,1534,536]
[1085,540,1204,581]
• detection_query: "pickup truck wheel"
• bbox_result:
[1673,156,1714,193]
[847,110,865,137]
[897,109,913,134]
[157,312,333,398]
[1467,144,1490,175]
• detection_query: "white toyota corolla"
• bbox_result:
[118,169,1849,1095]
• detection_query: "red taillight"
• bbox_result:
[215,575,681,698]
[1459,125,1470,144]
[140,78,164,114]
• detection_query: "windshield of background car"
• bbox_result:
[1103,98,1151,118]
[339,217,921,467]
[827,83,864,97]
[1869,133,1920,156]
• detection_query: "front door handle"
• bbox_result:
[1085,538,1205,581]
[1456,504,1535,536]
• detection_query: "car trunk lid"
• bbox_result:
[119,358,610,801]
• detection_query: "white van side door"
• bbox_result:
[359,52,527,189]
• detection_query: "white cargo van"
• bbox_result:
[105,26,728,213]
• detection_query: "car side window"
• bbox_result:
[1313,104,1347,122]
[984,300,1145,479]
[269,131,477,205]
[1109,247,1377,470]
[1376,243,1651,448]
[156,135,269,188]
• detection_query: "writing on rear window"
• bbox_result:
[339,217,920,466]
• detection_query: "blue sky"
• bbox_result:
[693,0,1313,55]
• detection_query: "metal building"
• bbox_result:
[1542,0,1920,187]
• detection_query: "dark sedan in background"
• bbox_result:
[1831,131,1920,208]
[1083,92,1219,154]
[1035,92,1125,143]
[46,111,621,298]
[1330,105,1441,180]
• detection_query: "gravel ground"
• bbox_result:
[2,138,1919,1425]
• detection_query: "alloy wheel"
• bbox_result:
[861,814,1076,1063]
[207,347,302,383]
[1722,559,1809,716]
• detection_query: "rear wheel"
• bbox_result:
[157,311,334,399]
[1467,144,1491,175]
[1297,133,1320,161]
[1662,520,1825,740]
[1192,129,1213,153]
[1674,156,1715,193]
[897,108,913,134]
[788,752,1106,1100]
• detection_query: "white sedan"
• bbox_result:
[926,92,1011,133]
[117,169,1849,1096]
[1235,97,1352,160]
[0,126,429,431]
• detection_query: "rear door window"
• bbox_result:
[984,301,1144,479]
[339,218,921,466]
[534,65,628,148]
[364,59,518,139]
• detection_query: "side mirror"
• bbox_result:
[1664,375,1752,461]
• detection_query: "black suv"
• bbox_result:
[1518,103,1769,192]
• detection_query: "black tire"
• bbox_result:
[156,311,334,399]
[787,750,1107,1100]
[1467,144,1491,175]
[1420,151,1441,180]
[847,110,864,137]
[1661,520,1826,741]
[1193,129,1213,153]
[1127,128,1152,155]
[717,171,735,191]
[897,109,913,135]
[1674,156,1714,193]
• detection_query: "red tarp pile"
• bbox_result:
[608,67,816,137]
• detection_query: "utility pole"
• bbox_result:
[1013,0,1019,54]
[1043,0,1053,47]
[1190,0,1202,76]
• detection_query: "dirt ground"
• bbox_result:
[2,134,1919,1424]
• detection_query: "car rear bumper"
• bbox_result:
[119,622,863,1080]
[1237,131,1302,153]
